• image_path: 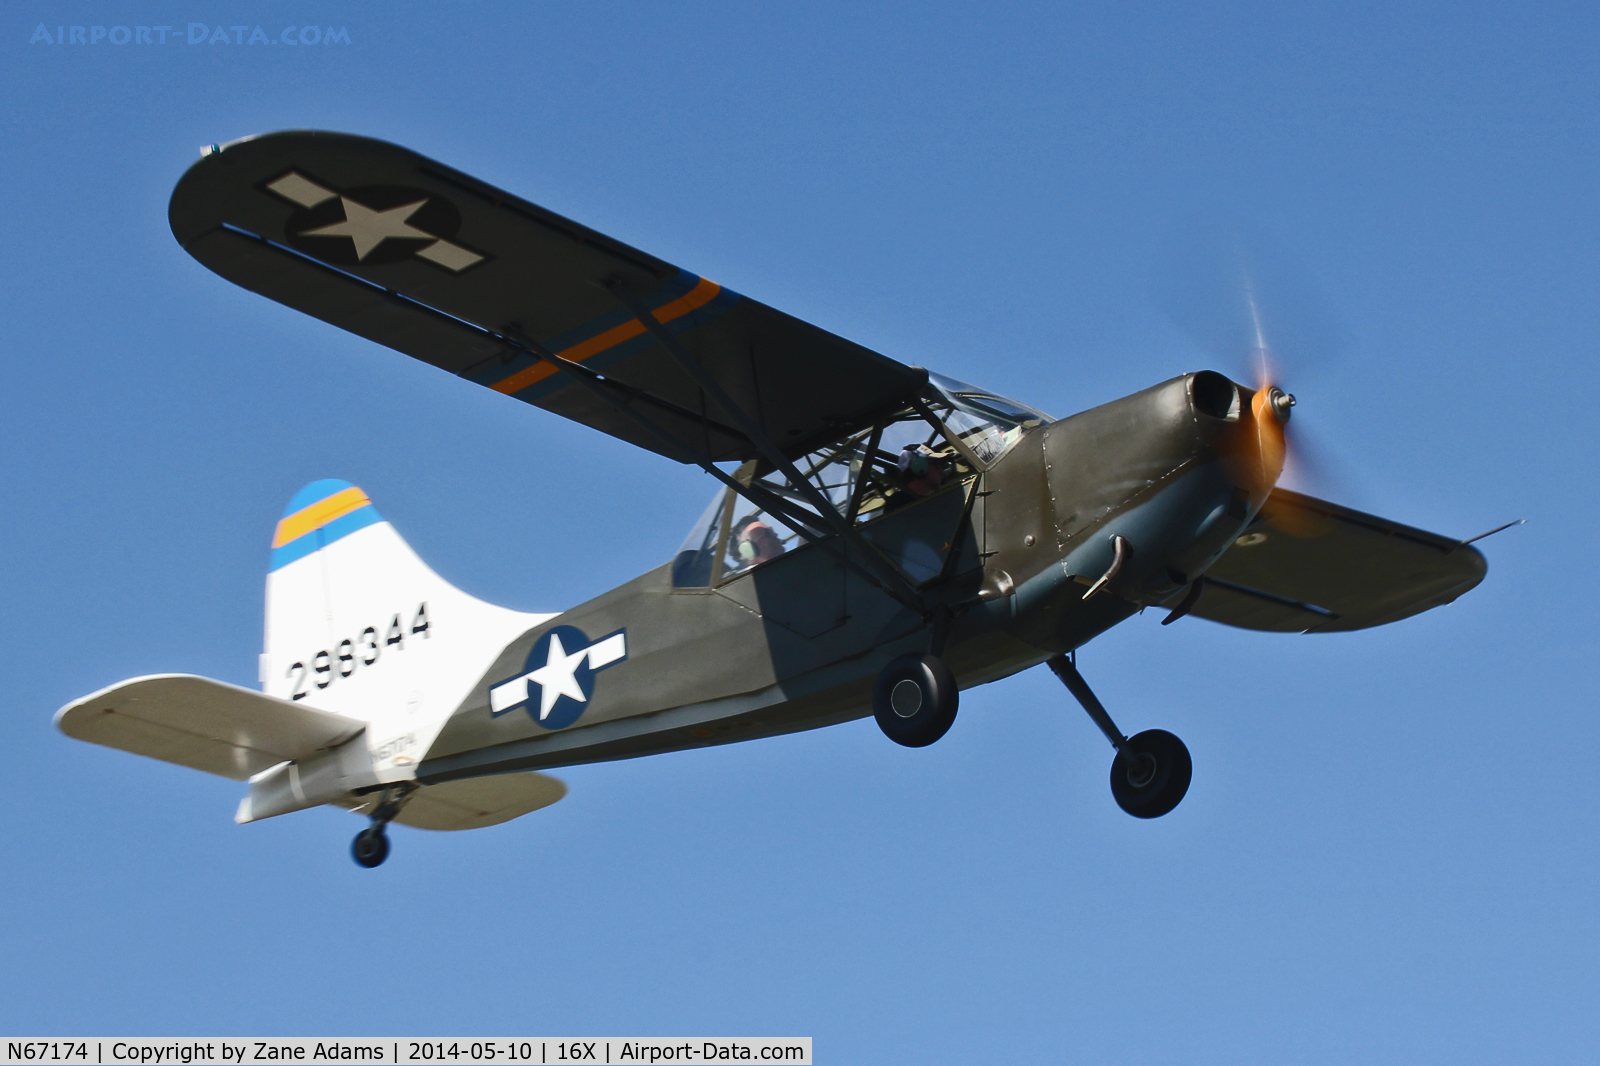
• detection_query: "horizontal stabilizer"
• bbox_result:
[56,675,364,781]
[1190,488,1488,633]
[348,772,567,831]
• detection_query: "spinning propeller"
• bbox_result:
[1241,273,1295,498]
[1151,218,1346,510]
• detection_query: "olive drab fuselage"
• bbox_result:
[419,371,1257,783]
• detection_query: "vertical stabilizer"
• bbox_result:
[263,480,552,777]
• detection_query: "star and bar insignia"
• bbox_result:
[263,170,489,273]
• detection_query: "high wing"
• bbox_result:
[168,131,927,464]
[1187,488,1489,633]
[56,674,365,780]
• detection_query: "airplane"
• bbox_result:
[56,131,1492,867]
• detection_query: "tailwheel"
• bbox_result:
[351,826,390,868]
[1109,729,1192,819]
[349,782,415,868]
[873,653,959,747]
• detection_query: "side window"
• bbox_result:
[851,415,965,525]
[687,386,1034,585]
[723,507,800,579]
[671,490,730,588]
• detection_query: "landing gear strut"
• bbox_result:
[1047,653,1191,819]
[351,783,416,868]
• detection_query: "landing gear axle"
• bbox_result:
[1047,653,1191,818]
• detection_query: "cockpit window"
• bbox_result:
[723,506,800,578]
[849,411,963,525]
[670,375,1050,586]
[722,449,846,578]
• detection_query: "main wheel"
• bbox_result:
[351,827,390,868]
[873,653,959,747]
[1109,729,1191,818]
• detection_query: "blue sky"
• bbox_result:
[2,2,1596,1060]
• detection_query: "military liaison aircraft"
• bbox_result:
[57,132,1492,867]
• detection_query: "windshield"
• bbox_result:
[670,490,727,588]
[925,373,1052,465]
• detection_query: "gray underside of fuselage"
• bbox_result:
[415,604,1066,783]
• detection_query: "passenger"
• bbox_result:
[731,516,786,567]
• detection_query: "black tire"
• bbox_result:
[1109,729,1192,818]
[873,653,959,748]
[351,827,390,868]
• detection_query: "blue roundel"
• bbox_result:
[487,624,629,731]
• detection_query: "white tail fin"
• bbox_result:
[262,480,552,776]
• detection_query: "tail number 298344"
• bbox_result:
[284,603,430,701]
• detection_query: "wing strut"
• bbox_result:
[505,326,926,613]
[605,279,927,610]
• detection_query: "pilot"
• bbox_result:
[731,516,786,567]
[897,444,949,497]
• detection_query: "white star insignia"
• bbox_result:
[487,630,627,719]
[524,632,591,720]
[300,196,433,260]
[267,173,486,272]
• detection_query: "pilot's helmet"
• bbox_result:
[733,516,769,561]
[898,446,930,477]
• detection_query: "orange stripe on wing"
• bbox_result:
[271,486,371,548]
[491,277,722,396]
